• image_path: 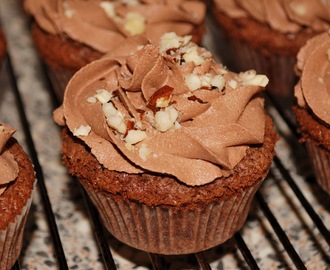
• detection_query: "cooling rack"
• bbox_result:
[1,1,330,269]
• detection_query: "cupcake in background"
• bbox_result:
[0,123,36,269]
[24,0,206,101]
[293,32,330,195]
[210,0,330,101]
[54,32,278,254]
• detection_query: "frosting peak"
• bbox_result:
[214,0,330,34]
[24,0,206,53]
[55,33,268,186]
[0,123,19,195]
[295,32,330,124]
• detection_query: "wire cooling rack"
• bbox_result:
[1,1,330,269]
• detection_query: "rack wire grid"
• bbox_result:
[1,1,330,269]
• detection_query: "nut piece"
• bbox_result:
[94,89,113,104]
[293,4,307,16]
[147,85,174,110]
[139,144,151,161]
[183,46,205,66]
[102,102,118,118]
[73,125,91,137]
[228,80,238,89]
[154,105,180,132]
[63,2,75,18]
[125,130,147,145]
[99,2,116,17]
[159,32,192,52]
[124,12,146,35]
[106,113,127,134]
[185,73,202,91]
[185,73,225,92]
[238,70,269,87]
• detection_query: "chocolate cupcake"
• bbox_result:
[0,123,36,269]
[293,32,330,195]
[54,33,278,254]
[24,0,206,101]
[210,0,330,99]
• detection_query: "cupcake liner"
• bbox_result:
[213,41,296,111]
[305,141,330,195]
[46,66,76,102]
[81,177,264,255]
[0,180,37,270]
[207,12,297,102]
[225,39,297,99]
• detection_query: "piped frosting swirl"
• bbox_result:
[214,0,330,34]
[24,0,206,53]
[54,33,269,186]
[0,123,19,195]
[295,31,330,125]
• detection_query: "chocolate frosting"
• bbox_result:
[54,33,268,186]
[0,123,19,195]
[295,32,330,125]
[24,0,206,53]
[214,0,330,33]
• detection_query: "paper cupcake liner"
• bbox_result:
[206,16,296,101]
[46,67,76,103]
[222,39,296,99]
[0,180,37,270]
[81,177,263,255]
[305,141,330,195]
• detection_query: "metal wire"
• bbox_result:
[6,53,69,270]
[5,18,329,270]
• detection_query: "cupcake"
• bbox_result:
[54,32,278,254]
[293,32,330,195]
[24,0,206,101]
[210,0,330,99]
[0,123,36,269]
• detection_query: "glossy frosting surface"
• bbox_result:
[25,0,206,53]
[0,123,19,195]
[295,32,330,124]
[54,33,268,186]
[214,0,330,33]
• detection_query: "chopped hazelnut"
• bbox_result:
[147,85,174,110]
[124,12,146,35]
[125,130,147,145]
[73,125,91,137]
[159,32,191,52]
[154,105,180,132]
[228,80,238,89]
[139,144,151,161]
[94,89,113,104]
[107,114,127,134]
[183,47,205,66]
[185,73,202,91]
[99,2,116,18]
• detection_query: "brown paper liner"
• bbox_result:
[305,141,330,195]
[46,67,76,103]
[206,8,319,107]
[206,19,296,100]
[0,180,37,270]
[80,177,263,255]
[222,39,297,99]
